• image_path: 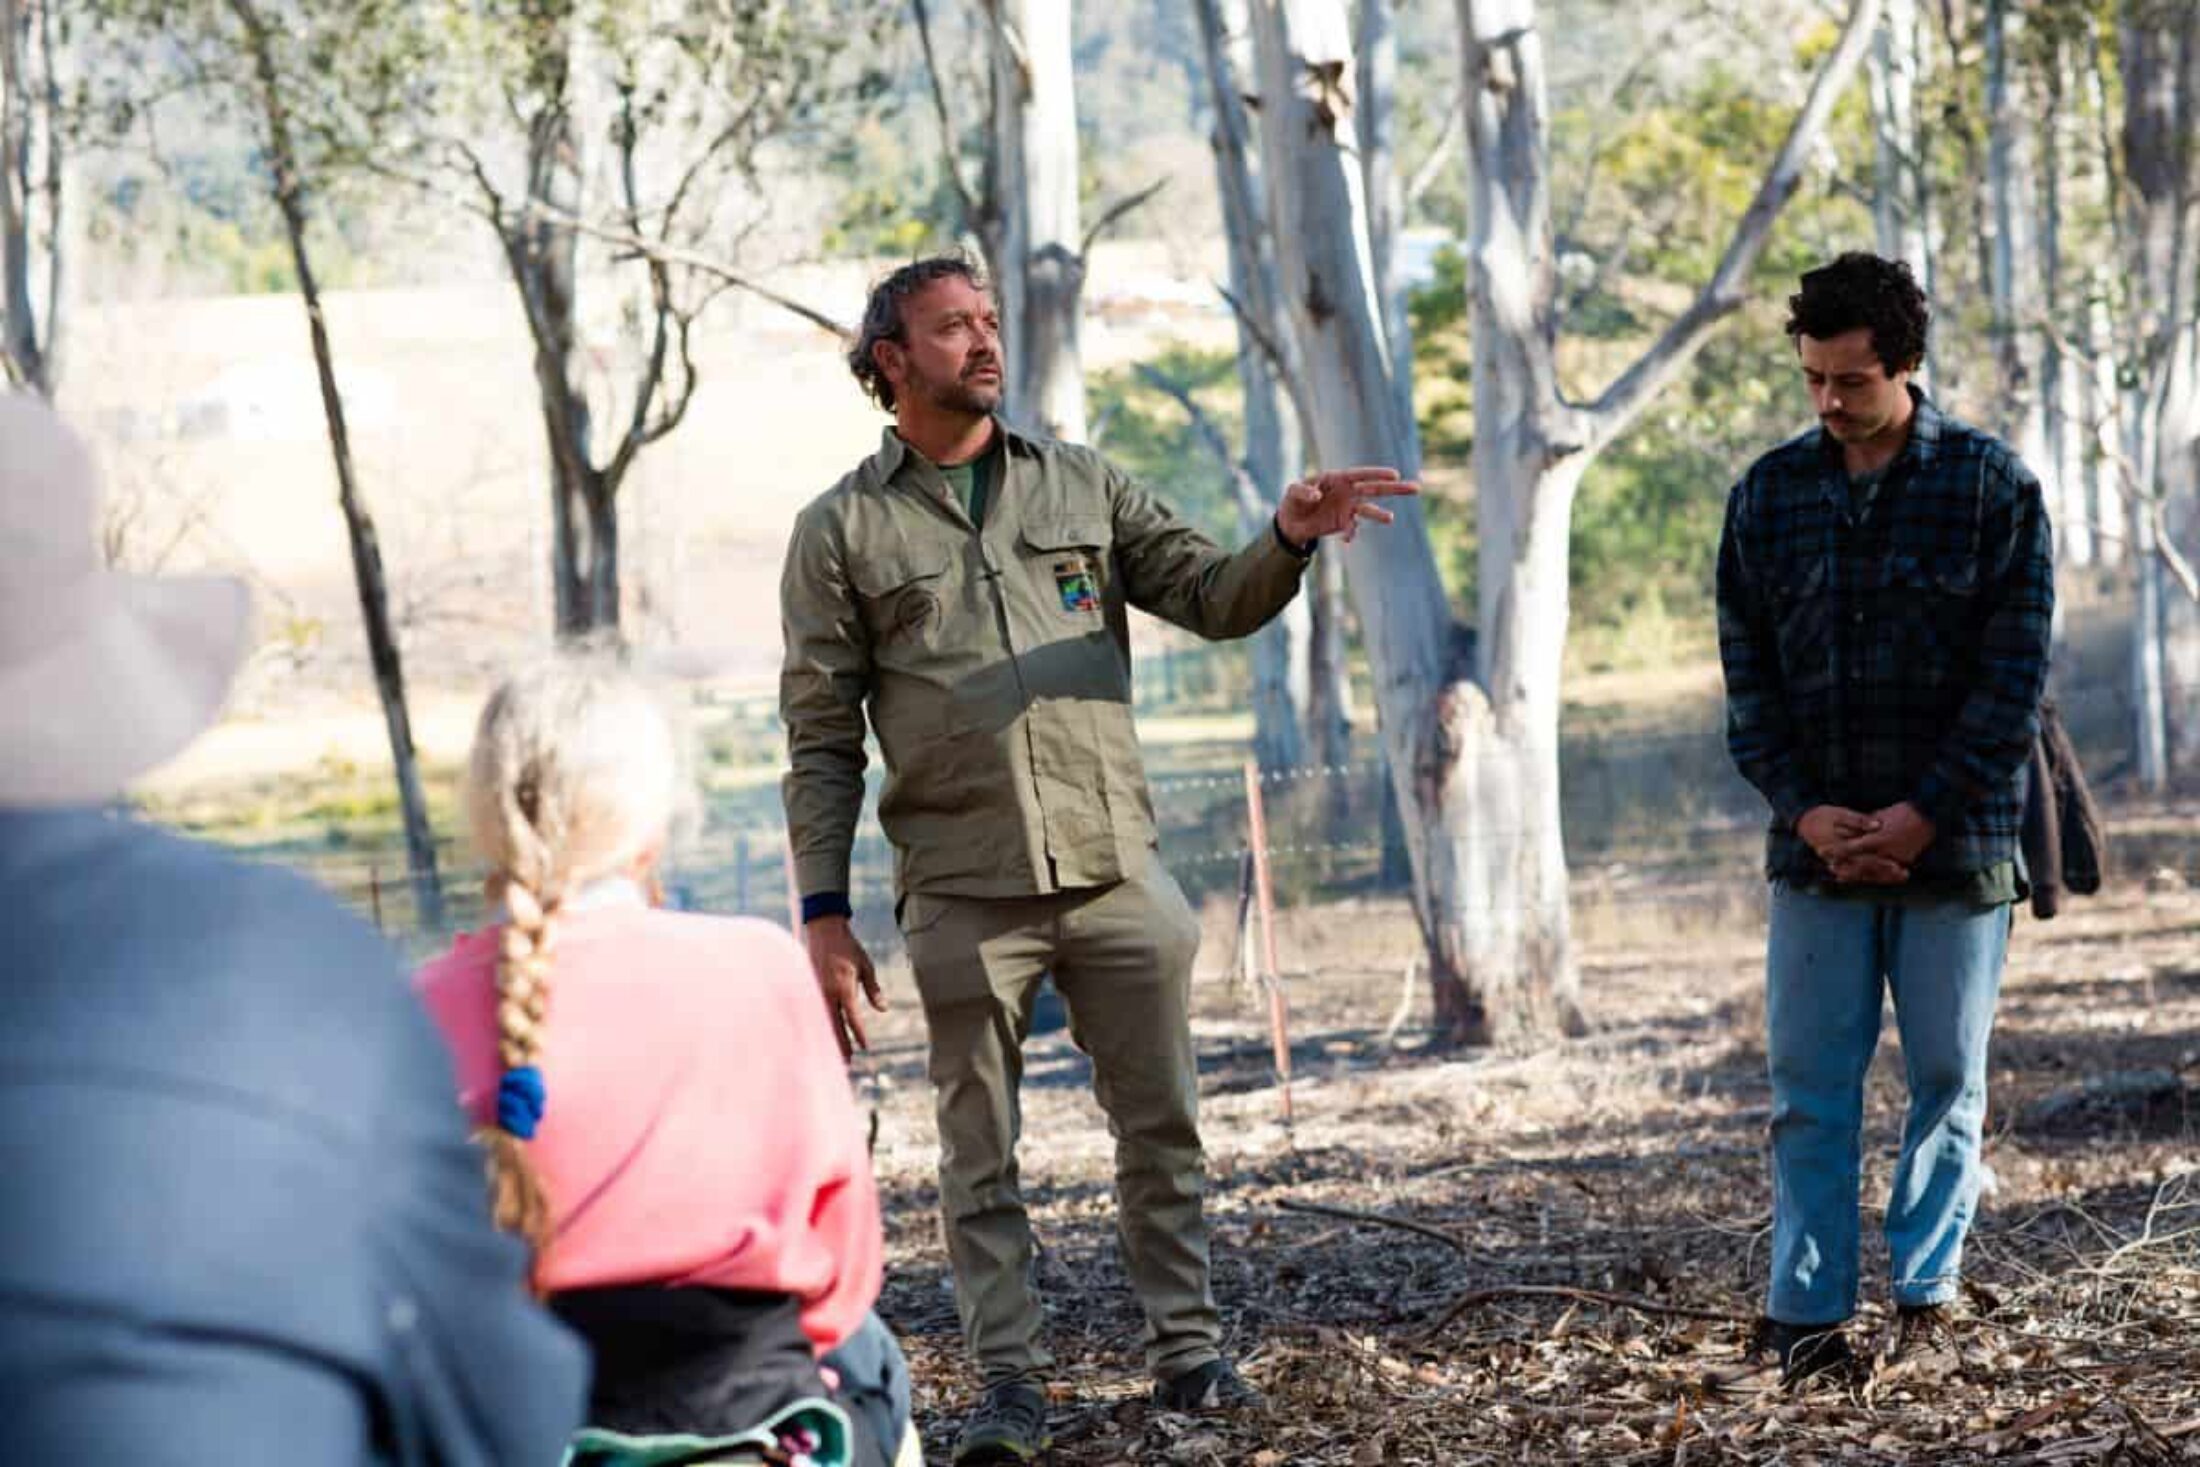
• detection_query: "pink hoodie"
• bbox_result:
[415,904,882,1355]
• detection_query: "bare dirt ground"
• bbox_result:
[859,880,2200,1465]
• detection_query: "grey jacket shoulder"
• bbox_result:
[0,810,439,1138]
[0,809,585,1463]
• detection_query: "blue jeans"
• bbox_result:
[1763,885,2010,1326]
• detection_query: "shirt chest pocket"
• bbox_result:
[1768,552,1835,692]
[851,546,953,652]
[1019,518,1112,618]
[1877,551,1981,685]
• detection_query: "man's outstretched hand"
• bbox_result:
[1275,466,1420,547]
[804,915,885,1058]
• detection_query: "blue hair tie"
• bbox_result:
[497,1065,547,1140]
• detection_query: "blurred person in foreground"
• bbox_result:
[779,251,1418,1463]
[0,392,586,1462]
[1712,253,2053,1392]
[415,658,915,1467]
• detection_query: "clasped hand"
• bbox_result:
[1795,802,1936,885]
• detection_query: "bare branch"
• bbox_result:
[658,112,763,234]
[1276,1197,1483,1259]
[650,306,704,445]
[1087,399,1120,450]
[1558,191,1687,327]
[1404,96,1462,211]
[1134,362,1270,521]
[367,153,852,340]
[1584,0,1883,450]
[1550,5,1708,258]
[910,0,981,232]
[606,81,672,491]
[991,6,1032,93]
[1421,1284,1752,1340]
[2025,300,2200,603]
[1079,177,1169,259]
[1216,279,1318,444]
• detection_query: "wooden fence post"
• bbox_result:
[1243,760,1294,1125]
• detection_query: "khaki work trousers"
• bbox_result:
[900,854,1219,1386]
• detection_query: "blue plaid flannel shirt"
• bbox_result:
[1717,390,2054,885]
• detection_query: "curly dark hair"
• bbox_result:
[1784,252,1930,376]
[847,252,990,411]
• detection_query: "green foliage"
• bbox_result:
[72,0,448,296]
[819,113,968,258]
[1082,345,1259,715]
[80,0,445,172]
[1407,245,1477,606]
[1550,64,1874,325]
[1567,310,1798,670]
[1088,345,1242,542]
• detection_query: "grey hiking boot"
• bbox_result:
[953,1379,1052,1465]
[1152,1358,1266,1413]
[1703,1317,1855,1397]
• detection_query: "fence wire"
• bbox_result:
[282,685,2200,975]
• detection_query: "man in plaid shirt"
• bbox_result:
[1711,254,2054,1392]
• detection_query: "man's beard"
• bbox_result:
[918,365,1002,417]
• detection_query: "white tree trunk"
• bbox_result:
[2120,2,2200,781]
[1357,0,1420,473]
[2038,40,2091,568]
[0,0,56,395]
[1985,0,2046,467]
[1195,0,1312,771]
[1247,0,1472,1028]
[2081,285,2122,566]
[2083,33,2126,568]
[1239,0,1879,1040]
[1869,0,1936,383]
[1249,0,1877,1042]
[987,0,1087,443]
[1458,0,1876,1036]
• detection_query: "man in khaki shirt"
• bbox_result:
[780,255,1413,1464]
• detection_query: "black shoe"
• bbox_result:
[1152,1358,1266,1413]
[953,1379,1052,1464]
[1703,1317,1854,1397]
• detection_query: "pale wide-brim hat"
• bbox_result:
[0,393,252,805]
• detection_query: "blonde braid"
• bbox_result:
[460,657,683,1270]
[477,770,567,1264]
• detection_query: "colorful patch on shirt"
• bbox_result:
[1054,558,1099,613]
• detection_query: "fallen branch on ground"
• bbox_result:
[1276,1198,1479,1257]
[1420,1284,1751,1340]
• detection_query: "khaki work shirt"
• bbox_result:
[780,421,1311,901]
